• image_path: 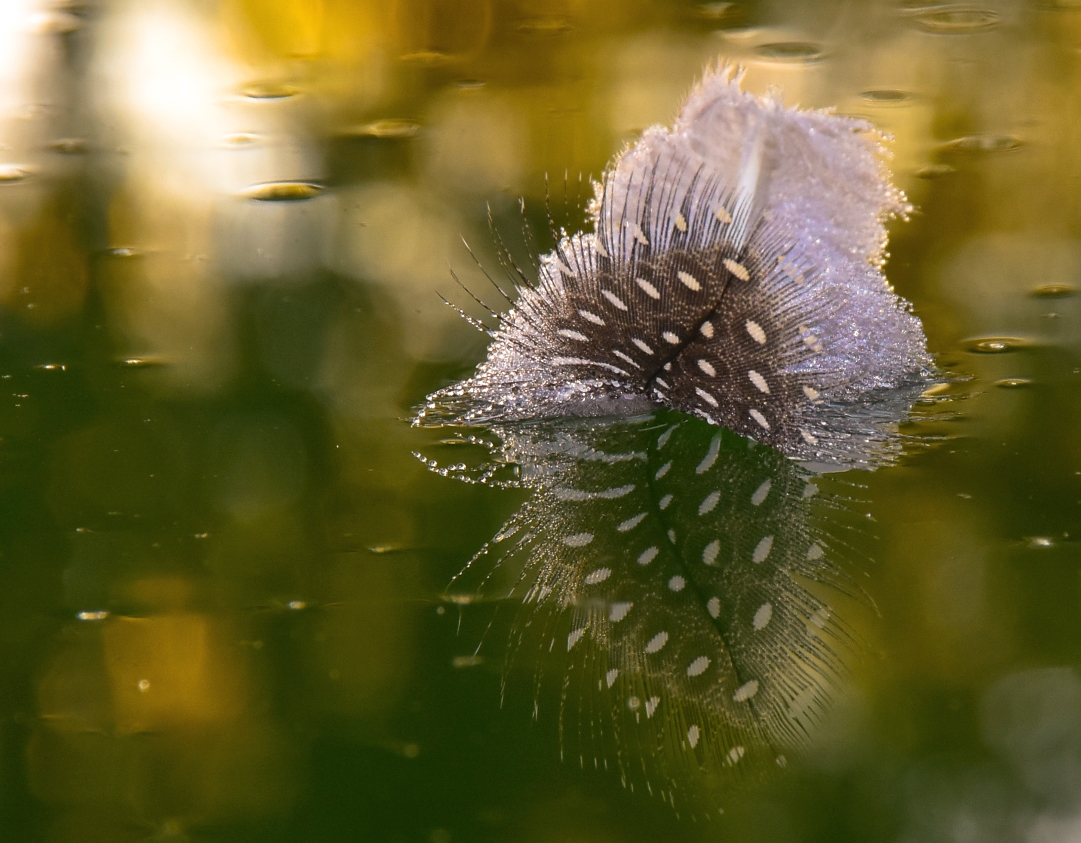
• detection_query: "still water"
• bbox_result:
[0,0,1079,840]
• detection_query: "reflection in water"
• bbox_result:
[423,409,915,813]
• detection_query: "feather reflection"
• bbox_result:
[425,409,916,813]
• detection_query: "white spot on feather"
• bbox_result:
[733,680,760,702]
[707,596,721,617]
[668,575,685,592]
[584,567,611,585]
[567,628,586,650]
[564,532,594,547]
[662,331,679,345]
[632,338,654,355]
[606,668,620,688]
[698,359,715,376]
[687,725,700,748]
[674,213,688,232]
[702,539,720,565]
[655,461,671,479]
[699,491,720,515]
[645,631,668,653]
[609,602,633,622]
[724,258,750,281]
[578,309,605,326]
[803,385,820,401]
[659,493,673,510]
[751,479,771,506]
[749,408,770,430]
[752,535,774,563]
[638,546,659,565]
[558,329,588,342]
[602,289,627,310]
[696,387,719,407]
[700,320,714,338]
[696,434,721,474]
[636,277,660,299]
[748,370,770,393]
[632,223,649,246]
[677,270,700,291]
[753,602,773,630]
[645,696,660,718]
[746,320,766,344]
[806,543,824,560]
[686,656,710,677]
[618,512,647,532]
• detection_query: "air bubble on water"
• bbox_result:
[115,356,167,367]
[697,2,741,22]
[340,119,420,140]
[0,164,35,184]
[995,378,1031,388]
[860,89,913,104]
[287,599,307,610]
[104,247,143,258]
[915,8,1000,34]
[452,655,484,668]
[963,337,1030,354]
[941,134,1022,154]
[754,41,825,62]
[77,610,109,621]
[221,132,263,147]
[916,163,956,179]
[516,16,573,35]
[48,138,87,154]
[240,181,324,202]
[1027,536,1055,549]
[1031,284,1075,298]
[240,82,299,100]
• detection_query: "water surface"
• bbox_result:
[0,1,1080,841]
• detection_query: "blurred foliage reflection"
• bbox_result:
[0,0,1079,841]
